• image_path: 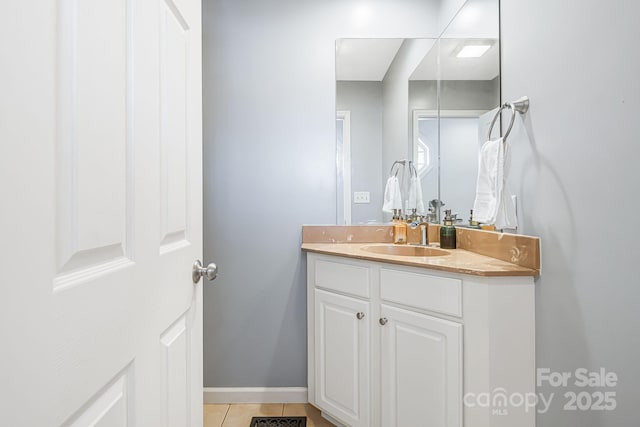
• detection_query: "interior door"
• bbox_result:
[0,0,203,426]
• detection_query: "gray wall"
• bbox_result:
[502,0,640,425]
[202,0,462,388]
[336,81,384,224]
[409,78,499,111]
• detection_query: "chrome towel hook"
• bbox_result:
[487,96,530,142]
[389,159,416,177]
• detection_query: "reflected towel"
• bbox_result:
[408,175,425,214]
[382,176,402,213]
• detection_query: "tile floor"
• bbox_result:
[204,403,336,427]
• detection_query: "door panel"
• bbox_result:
[160,0,190,251]
[315,289,370,427]
[161,313,191,427]
[0,0,203,425]
[67,369,132,427]
[381,305,462,427]
[55,0,132,287]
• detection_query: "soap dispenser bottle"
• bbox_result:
[440,209,457,249]
[393,210,407,244]
[468,209,481,229]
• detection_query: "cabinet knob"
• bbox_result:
[356,312,365,320]
[379,317,388,326]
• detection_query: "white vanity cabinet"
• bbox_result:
[306,252,536,427]
[380,304,462,427]
[314,289,371,427]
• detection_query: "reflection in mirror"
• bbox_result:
[335,0,501,227]
[409,33,500,224]
[336,38,437,224]
[336,38,409,225]
[433,0,501,225]
[438,0,500,224]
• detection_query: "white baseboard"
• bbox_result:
[203,387,308,404]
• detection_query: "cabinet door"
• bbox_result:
[381,305,462,427]
[315,289,370,427]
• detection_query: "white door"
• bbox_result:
[0,0,204,426]
[315,289,370,427]
[380,305,462,427]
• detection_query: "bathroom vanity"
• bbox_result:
[302,227,539,427]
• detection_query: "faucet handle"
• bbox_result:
[450,213,463,222]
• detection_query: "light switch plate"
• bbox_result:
[353,191,370,204]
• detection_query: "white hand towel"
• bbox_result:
[495,144,518,229]
[472,138,503,224]
[495,188,518,229]
[408,175,425,214]
[382,176,402,213]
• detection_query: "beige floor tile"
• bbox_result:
[222,403,284,427]
[283,403,336,427]
[204,404,229,427]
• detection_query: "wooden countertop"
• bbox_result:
[302,242,539,277]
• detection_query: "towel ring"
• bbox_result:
[389,160,417,178]
[390,160,405,177]
[487,96,529,142]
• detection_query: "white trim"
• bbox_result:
[203,387,308,404]
[412,109,486,162]
[412,109,487,178]
[336,110,351,225]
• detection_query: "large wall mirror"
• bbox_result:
[335,0,500,226]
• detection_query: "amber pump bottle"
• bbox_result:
[439,209,457,249]
[468,209,481,229]
[393,209,407,244]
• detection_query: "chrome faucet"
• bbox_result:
[427,199,445,224]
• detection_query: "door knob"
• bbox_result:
[356,312,365,320]
[192,260,218,283]
[379,317,388,325]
